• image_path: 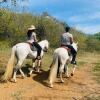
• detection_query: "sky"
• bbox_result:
[1,0,100,34]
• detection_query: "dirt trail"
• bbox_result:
[0,54,100,100]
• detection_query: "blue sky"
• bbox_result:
[1,0,100,34]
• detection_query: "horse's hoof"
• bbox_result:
[37,69,40,73]
[27,74,31,77]
[0,79,7,83]
[71,73,74,76]
[61,80,64,83]
[66,75,70,78]
[47,81,53,88]
[50,84,53,88]
[22,76,26,79]
[10,79,17,83]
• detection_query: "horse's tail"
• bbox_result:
[1,46,16,81]
[48,53,59,85]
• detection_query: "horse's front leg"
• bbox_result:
[71,64,77,76]
[36,59,42,72]
[28,59,36,76]
[64,64,70,78]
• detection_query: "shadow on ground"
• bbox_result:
[33,70,50,87]
[0,64,31,82]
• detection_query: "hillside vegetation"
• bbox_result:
[0,9,100,52]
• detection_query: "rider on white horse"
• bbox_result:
[27,25,42,60]
[60,26,77,65]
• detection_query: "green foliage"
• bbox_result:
[0,9,100,52]
[86,36,100,52]
[93,62,100,83]
[94,32,100,40]
[0,9,65,47]
[70,28,87,50]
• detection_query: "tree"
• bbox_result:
[94,32,100,40]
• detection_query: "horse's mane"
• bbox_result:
[39,40,48,45]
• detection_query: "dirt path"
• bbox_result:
[0,54,100,100]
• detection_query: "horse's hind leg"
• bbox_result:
[49,79,53,88]
[12,68,18,83]
[64,64,70,78]
[19,68,26,78]
[12,60,24,82]
[59,64,65,83]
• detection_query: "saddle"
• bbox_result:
[26,42,37,51]
[60,45,71,55]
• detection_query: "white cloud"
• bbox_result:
[69,11,100,23]
[74,24,100,34]
[17,0,29,7]
[0,0,3,2]
[69,16,85,23]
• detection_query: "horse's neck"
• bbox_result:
[38,41,45,49]
[72,43,77,52]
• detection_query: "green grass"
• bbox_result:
[82,96,100,100]
[77,61,86,66]
[93,62,100,83]
[0,41,11,54]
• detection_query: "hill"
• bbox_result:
[0,9,100,52]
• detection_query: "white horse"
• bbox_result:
[2,40,49,82]
[48,43,78,88]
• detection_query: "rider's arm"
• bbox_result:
[70,34,73,44]
[32,32,38,42]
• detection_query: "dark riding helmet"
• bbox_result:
[65,26,70,32]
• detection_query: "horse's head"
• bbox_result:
[39,40,49,52]
[71,42,78,52]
